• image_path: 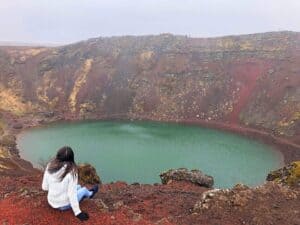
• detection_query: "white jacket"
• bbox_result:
[42,164,81,216]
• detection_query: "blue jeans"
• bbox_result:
[59,185,92,211]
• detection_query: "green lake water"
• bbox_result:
[17,121,283,188]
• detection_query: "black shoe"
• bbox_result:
[89,185,99,199]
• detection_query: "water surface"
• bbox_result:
[17,121,283,188]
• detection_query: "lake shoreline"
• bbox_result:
[11,113,299,170]
[17,119,284,187]
[0,111,298,181]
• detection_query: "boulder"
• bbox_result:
[267,161,300,187]
[37,119,45,124]
[92,198,109,212]
[78,163,101,185]
[160,168,214,188]
[12,123,23,129]
[40,111,54,118]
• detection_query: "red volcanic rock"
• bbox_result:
[0,174,299,225]
[160,168,214,188]
[78,163,101,185]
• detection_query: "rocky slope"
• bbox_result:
[0,168,299,225]
[0,32,299,137]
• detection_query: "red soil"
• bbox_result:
[228,61,270,123]
[0,174,208,225]
[0,176,156,225]
[1,174,300,225]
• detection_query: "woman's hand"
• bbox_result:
[76,212,89,221]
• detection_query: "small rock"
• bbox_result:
[207,192,214,198]
[155,218,172,225]
[42,111,55,118]
[201,189,221,200]
[231,194,249,207]
[19,188,29,197]
[93,199,109,212]
[126,209,142,222]
[201,203,209,209]
[113,201,124,210]
[193,200,210,211]
[4,193,10,199]
[232,183,249,191]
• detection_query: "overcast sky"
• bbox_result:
[0,0,299,44]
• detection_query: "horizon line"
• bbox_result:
[0,30,298,48]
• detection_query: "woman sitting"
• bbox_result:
[42,146,98,221]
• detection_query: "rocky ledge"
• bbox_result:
[0,163,300,225]
[160,168,214,188]
[267,161,300,187]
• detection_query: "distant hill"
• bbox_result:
[0,41,62,47]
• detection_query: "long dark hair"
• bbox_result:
[47,146,78,181]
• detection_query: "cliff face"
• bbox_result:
[0,31,299,142]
